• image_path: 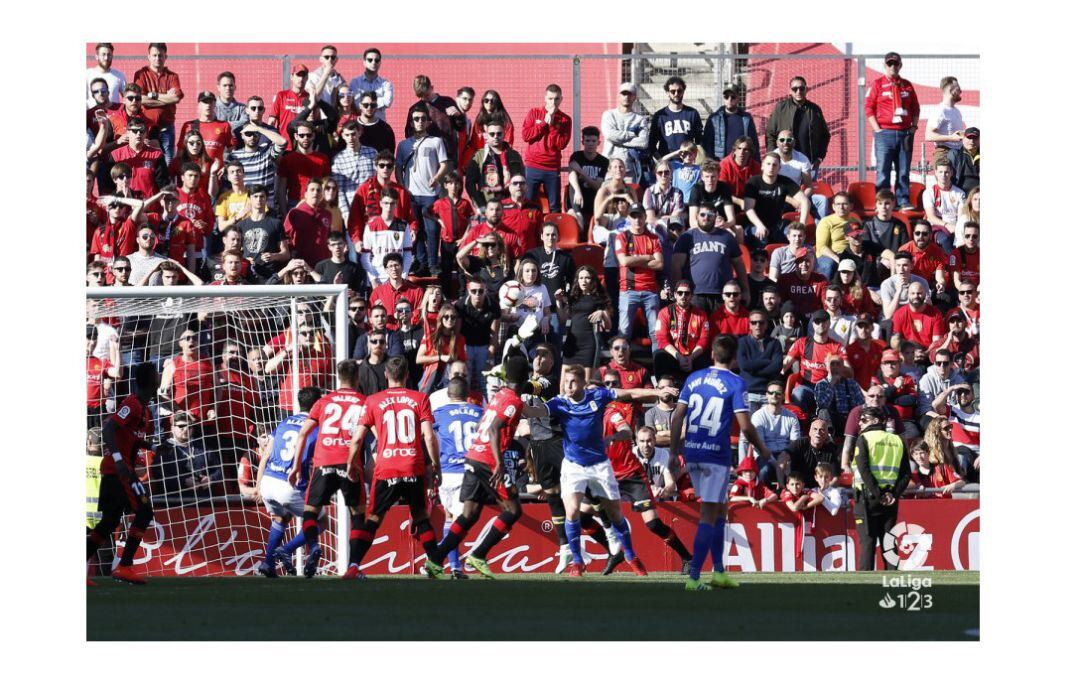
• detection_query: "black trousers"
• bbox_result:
[854,496,899,571]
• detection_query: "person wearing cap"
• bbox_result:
[177,91,235,165]
[872,349,919,428]
[846,312,887,389]
[614,203,663,350]
[814,354,864,439]
[772,300,803,354]
[865,52,920,210]
[705,85,760,162]
[851,405,910,570]
[647,76,703,162]
[601,83,650,185]
[836,223,885,292]
[132,43,184,166]
[777,246,828,317]
[522,81,574,210]
[891,281,945,349]
[814,192,861,278]
[921,160,966,253]
[744,152,810,247]
[269,63,311,145]
[925,77,966,155]
[108,117,169,200]
[782,307,846,414]
[928,309,979,375]
[949,128,980,193]
[765,76,830,172]
[736,312,784,416]
[728,455,779,509]
[746,247,777,308]
[671,196,748,313]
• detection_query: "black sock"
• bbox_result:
[473,510,520,560]
[413,519,440,560]
[347,514,367,566]
[349,518,379,565]
[647,518,692,560]
[302,510,320,549]
[580,513,610,553]
[119,526,145,567]
[434,513,477,564]
[547,495,568,546]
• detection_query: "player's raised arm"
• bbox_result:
[521,403,550,419]
[614,385,680,403]
[736,410,773,464]
[290,418,318,485]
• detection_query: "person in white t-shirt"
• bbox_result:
[922,161,966,252]
[925,77,966,153]
[775,130,828,219]
[87,42,126,107]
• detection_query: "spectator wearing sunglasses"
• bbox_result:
[349,48,393,122]
[465,121,525,209]
[132,43,185,166]
[711,281,750,338]
[346,149,418,253]
[736,309,784,414]
[230,95,277,143]
[152,411,220,507]
[704,84,760,162]
[898,219,949,299]
[357,329,391,397]
[949,128,980,193]
[455,277,501,391]
[124,225,165,285]
[305,45,346,107]
[87,43,126,107]
[647,76,703,161]
[654,280,711,382]
[226,120,288,214]
[765,76,830,172]
[349,90,395,154]
[397,104,452,276]
[278,121,331,208]
[917,350,965,432]
[109,117,169,200]
[177,91,234,167]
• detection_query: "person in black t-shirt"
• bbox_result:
[746,248,777,309]
[861,189,910,271]
[455,276,500,392]
[744,152,809,247]
[312,231,366,296]
[686,160,738,234]
[236,185,290,282]
[566,127,609,230]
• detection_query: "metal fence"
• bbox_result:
[91,50,978,191]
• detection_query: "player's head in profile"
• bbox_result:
[446,376,468,402]
[337,359,359,388]
[133,361,159,397]
[503,355,529,390]
[561,363,587,399]
[297,386,323,413]
[712,335,738,367]
[385,356,409,386]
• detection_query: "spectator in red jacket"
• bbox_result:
[521,84,572,213]
[711,281,750,338]
[653,279,711,381]
[891,281,944,348]
[369,253,425,329]
[347,149,416,251]
[899,218,948,292]
[285,180,332,266]
[777,247,829,317]
[865,51,920,210]
[949,221,980,290]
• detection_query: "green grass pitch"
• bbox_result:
[87,571,978,641]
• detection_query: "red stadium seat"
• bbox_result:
[545,212,581,249]
[811,180,835,201]
[570,243,605,278]
[782,211,814,232]
[908,182,926,213]
[539,194,551,215]
[765,242,787,260]
[784,372,803,404]
[847,182,878,218]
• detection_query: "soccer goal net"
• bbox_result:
[86,285,351,577]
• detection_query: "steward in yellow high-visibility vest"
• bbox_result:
[852,406,910,571]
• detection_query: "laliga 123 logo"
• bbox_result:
[882,521,933,570]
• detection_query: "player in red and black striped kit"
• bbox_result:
[291,360,367,579]
[423,356,530,580]
[86,362,159,585]
[346,356,444,575]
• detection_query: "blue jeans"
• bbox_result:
[816,254,838,279]
[790,383,817,415]
[873,129,914,205]
[466,344,490,394]
[810,194,830,220]
[157,124,176,166]
[410,195,439,272]
[618,290,659,352]
[525,167,561,213]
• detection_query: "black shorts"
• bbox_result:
[530,436,564,490]
[460,460,517,505]
[306,464,365,508]
[98,473,146,516]
[368,475,427,517]
[619,475,656,512]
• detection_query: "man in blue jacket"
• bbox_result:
[704,85,760,161]
[736,310,784,416]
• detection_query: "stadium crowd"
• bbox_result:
[85,43,980,520]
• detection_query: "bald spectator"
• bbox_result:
[891,281,944,349]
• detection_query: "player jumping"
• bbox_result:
[432,376,483,578]
[253,386,324,577]
[86,362,159,585]
[423,356,530,580]
[346,356,444,573]
[522,364,680,577]
[669,336,773,591]
[291,361,367,579]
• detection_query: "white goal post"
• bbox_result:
[85,285,352,576]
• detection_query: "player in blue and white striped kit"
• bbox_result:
[669,336,773,591]
[255,386,322,577]
[432,377,483,579]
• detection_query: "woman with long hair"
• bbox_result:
[557,265,613,380]
[956,185,979,244]
[831,263,881,315]
[332,85,362,144]
[921,418,966,497]
[320,177,344,232]
[467,89,515,157]
[457,231,511,296]
[507,257,552,349]
[169,131,217,197]
[419,284,447,337]
[416,303,467,392]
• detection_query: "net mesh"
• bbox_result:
[86,290,347,577]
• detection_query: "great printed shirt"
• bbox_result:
[308,387,367,467]
[864,74,920,130]
[521,107,572,171]
[361,387,435,480]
